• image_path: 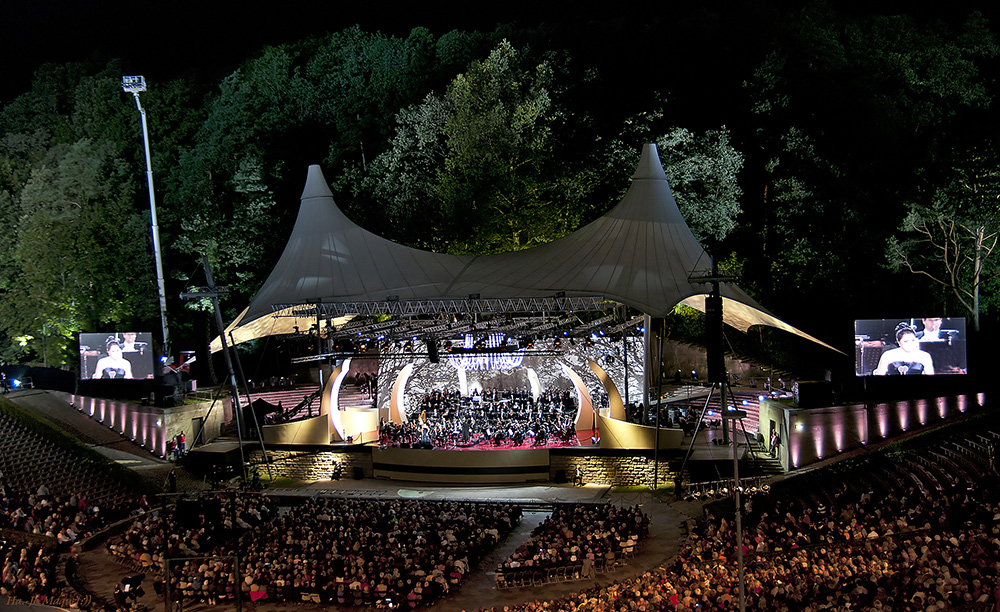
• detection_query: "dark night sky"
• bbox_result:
[6,0,997,105]
[1,0,580,104]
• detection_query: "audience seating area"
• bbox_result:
[109,495,523,609]
[496,502,649,589]
[3,393,1000,612]
[480,419,1000,612]
[0,410,135,510]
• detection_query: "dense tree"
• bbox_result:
[370,42,744,255]
[888,145,1000,330]
[741,5,999,325]
[369,40,596,254]
[0,139,152,366]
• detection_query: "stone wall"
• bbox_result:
[249,447,674,488]
[550,453,675,488]
[247,448,372,481]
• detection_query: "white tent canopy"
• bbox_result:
[218,144,835,352]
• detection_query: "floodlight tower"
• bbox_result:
[123,76,171,361]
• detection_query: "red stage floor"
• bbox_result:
[396,429,599,451]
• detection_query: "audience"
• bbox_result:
[110,494,522,608]
[499,503,650,577]
[0,482,124,549]
[475,462,1000,612]
[0,539,67,604]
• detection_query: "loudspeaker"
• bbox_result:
[554,469,568,484]
[353,466,364,480]
[793,381,833,408]
[705,294,725,383]
[426,339,439,363]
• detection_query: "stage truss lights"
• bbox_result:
[448,332,525,371]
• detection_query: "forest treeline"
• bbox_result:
[1,2,998,374]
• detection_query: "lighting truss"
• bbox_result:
[272,296,612,318]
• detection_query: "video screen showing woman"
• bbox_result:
[80,332,155,379]
[91,336,134,379]
[873,322,935,376]
[855,318,967,376]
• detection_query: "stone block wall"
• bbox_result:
[550,454,675,487]
[248,448,372,481]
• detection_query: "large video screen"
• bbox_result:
[79,332,155,380]
[854,318,967,376]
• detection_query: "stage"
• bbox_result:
[193,424,752,485]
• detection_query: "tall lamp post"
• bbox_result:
[122,75,171,361]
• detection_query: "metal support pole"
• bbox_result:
[622,306,629,407]
[725,409,747,612]
[200,260,246,480]
[316,300,325,389]
[229,329,273,481]
[642,314,651,420]
[653,319,664,489]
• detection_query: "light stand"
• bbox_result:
[723,407,747,612]
[122,75,170,361]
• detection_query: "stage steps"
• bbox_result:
[742,440,784,476]
[338,384,374,410]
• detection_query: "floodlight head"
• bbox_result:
[122,75,147,93]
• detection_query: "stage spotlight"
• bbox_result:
[554,338,561,349]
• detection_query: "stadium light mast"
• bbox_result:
[122,75,171,362]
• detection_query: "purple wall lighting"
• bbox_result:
[72,395,167,458]
[785,392,980,470]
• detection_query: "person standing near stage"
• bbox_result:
[178,431,186,456]
[167,469,177,493]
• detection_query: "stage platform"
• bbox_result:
[189,425,750,485]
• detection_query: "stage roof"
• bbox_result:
[217,144,835,352]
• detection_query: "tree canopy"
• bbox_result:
[1,2,998,375]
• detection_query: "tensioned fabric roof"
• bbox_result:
[219,144,835,352]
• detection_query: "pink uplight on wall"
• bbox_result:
[897,400,910,431]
